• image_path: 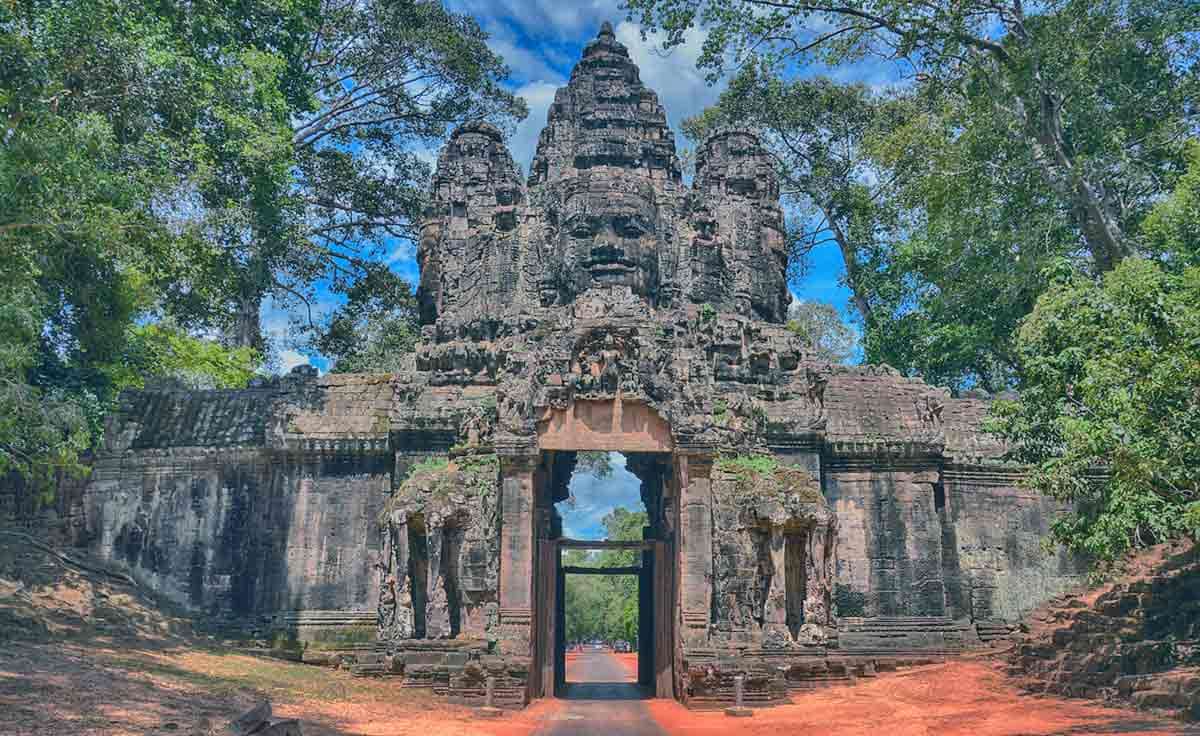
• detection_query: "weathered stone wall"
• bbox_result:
[944,465,1085,622]
[0,463,90,546]
[378,452,501,644]
[80,371,395,625]
[824,460,947,618]
[704,458,837,650]
[822,459,1085,623]
[85,448,389,618]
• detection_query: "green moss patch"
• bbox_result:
[715,454,822,503]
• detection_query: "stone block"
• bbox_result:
[258,721,302,736]
[231,702,271,736]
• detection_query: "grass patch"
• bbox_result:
[98,647,384,703]
[715,454,822,503]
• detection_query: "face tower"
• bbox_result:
[415,22,790,338]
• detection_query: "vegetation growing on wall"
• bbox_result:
[386,454,498,517]
[715,454,822,503]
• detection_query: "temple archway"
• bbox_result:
[526,400,676,700]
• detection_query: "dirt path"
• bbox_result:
[4,533,1193,735]
[530,650,664,736]
[3,640,1192,736]
[643,657,1195,736]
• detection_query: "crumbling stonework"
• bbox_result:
[1010,543,1200,723]
[78,23,1087,709]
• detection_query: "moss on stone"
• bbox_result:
[715,454,822,503]
[385,453,499,519]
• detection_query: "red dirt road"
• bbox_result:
[643,658,1192,736]
[528,650,663,736]
[0,640,1190,735]
[485,651,1191,736]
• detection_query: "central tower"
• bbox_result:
[394,23,838,704]
[415,22,789,338]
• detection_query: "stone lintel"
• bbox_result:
[536,399,672,453]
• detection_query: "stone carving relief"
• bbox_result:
[458,405,495,449]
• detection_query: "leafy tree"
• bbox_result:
[684,66,1073,389]
[0,0,523,490]
[1141,140,1200,269]
[652,0,1198,390]
[209,0,527,350]
[316,265,420,373]
[860,85,1081,391]
[990,258,1200,561]
[991,141,1200,561]
[626,0,1200,272]
[1,6,209,487]
[786,299,859,364]
[563,509,647,644]
[574,451,615,480]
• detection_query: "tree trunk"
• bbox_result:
[999,20,1130,272]
[826,211,874,325]
[233,291,264,352]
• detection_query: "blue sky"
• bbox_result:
[556,452,645,539]
[270,1,907,373]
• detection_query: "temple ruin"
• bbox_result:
[83,23,1085,707]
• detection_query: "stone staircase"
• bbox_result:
[974,619,1018,645]
[838,616,980,654]
[1008,541,1200,722]
[351,641,530,709]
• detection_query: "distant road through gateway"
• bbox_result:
[535,650,665,736]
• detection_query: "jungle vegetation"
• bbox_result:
[629,0,1200,560]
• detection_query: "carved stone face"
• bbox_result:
[560,185,660,301]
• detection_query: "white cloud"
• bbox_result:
[510,80,561,173]
[615,22,724,140]
[558,452,645,539]
[278,349,311,373]
[259,295,335,376]
[489,35,567,85]
[449,0,623,41]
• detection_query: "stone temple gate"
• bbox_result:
[84,24,1085,707]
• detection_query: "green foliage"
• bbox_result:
[387,454,497,518]
[712,399,728,426]
[563,509,647,644]
[0,0,524,497]
[1186,503,1200,541]
[786,300,859,364]
[633,0,1199,392]
[111,324,260,391]
[715,454,778,476]
[317,265,419,373]
[574,451,614,480]
[1141,140,1200,269]
[990,258,1200,561]
[407,456,451,478]
[715,454,822,502]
